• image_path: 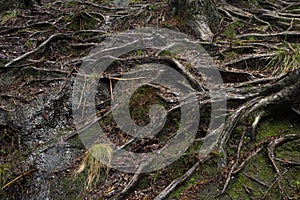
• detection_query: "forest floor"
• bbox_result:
[0,0,300,199]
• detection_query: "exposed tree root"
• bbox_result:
[154,162,200,200]
[3,33,72,68]
[268,134,300,167]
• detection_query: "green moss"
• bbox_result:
[129,86,166,126]
[136,177,151,189]
[67,22,80,31]
[223,114,300,199]
[167,166,200,199]
[0,149,26,189]
[223,51,237,59]
[157,50,177,58]
[276,138,300,162]
[0,10,17,24]
[149,4,156,10]
[63,0,78,8]
[168,153,219,199]
[24,40,33,48]
[223,23,237,40]
[256,118,300,140]
[228,174,252,199]
[64,15,74,23]
[248,36,256,41]
[83,17,98,29]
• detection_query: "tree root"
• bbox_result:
[268,134,300,168]
[220,126,246,194]
[237,31,300,40]
[154,162,200,200]
[225,53,276,69]
[3,33,71,68]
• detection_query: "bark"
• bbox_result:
[169,0,220,41]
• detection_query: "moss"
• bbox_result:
[63,0,78,8]
[83,17,98,30]
[223,51,237,59]
[168,165,202,199]
[157,50,177,58]
[0,10,17,24]
[256,117,300,140]
[224,114,300,198]
[67,22,80,31]
[136,177,151,190]
[228,174,252,199]
[276,138,300,163]
[129,86,166,126]
[24,40,33,48]
[223,23,237,40]
[64,15,74,23]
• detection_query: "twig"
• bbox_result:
[109,78,114,101]
[233,145,263,174]
[1,169,36,190]
[266,169,288,193]
[244,173,268,188]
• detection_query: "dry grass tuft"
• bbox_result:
[75,144,112,188]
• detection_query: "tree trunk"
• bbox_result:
[169,0,220,41]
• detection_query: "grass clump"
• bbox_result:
[75,144,112,189]
[266,44,300,75]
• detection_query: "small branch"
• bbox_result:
[233,146,263,174]
[244,173,268,188]
[291,106,300,116]
[1,169,36,190]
